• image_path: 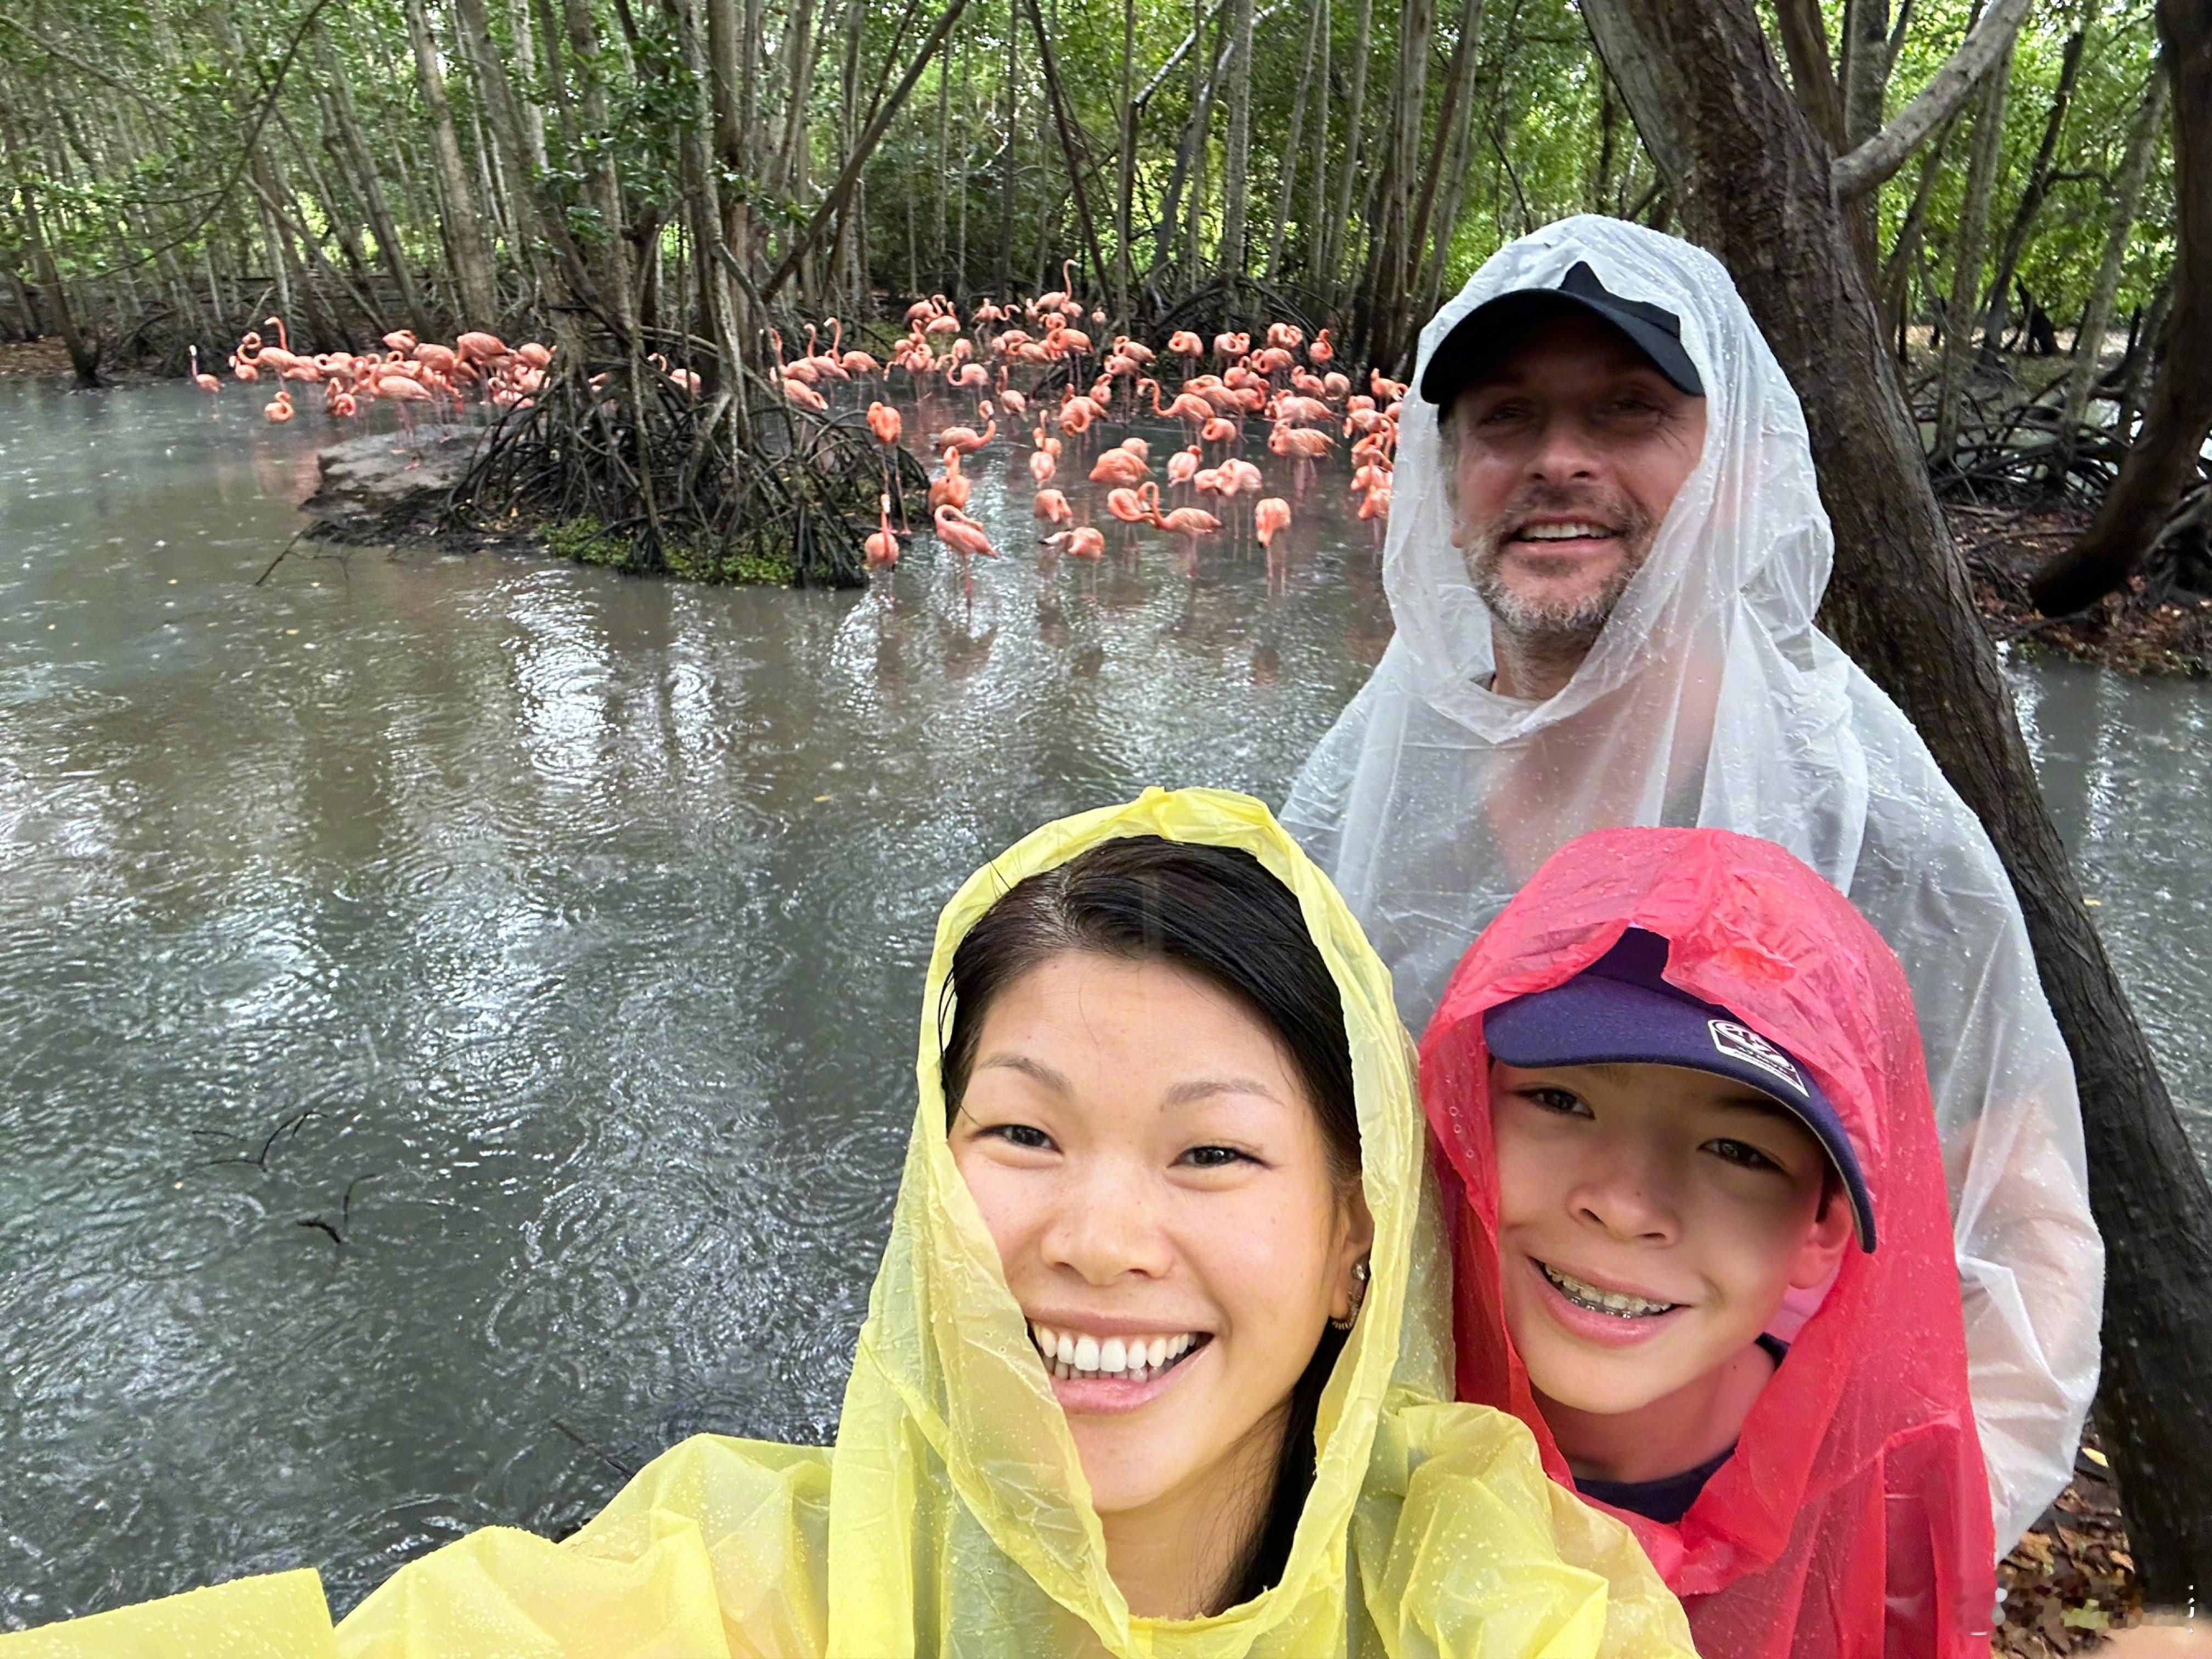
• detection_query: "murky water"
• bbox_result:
[0,379,2203,1625]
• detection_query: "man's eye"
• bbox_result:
[1478,403,1532,425]
[985,1124,1054,1152]
[1706,1138,1781,1172]
[1179,1144,1256,1169]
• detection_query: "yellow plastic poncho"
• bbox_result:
[4,789,1694,1659]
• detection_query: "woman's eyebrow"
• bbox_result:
[975,1053,1073,1093]
[1161,1076,1285,1108]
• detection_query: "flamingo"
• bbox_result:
[1043,526,1106,560]
[1166,446,1202,489]
[866,402,904,447]
[1032,488,1073,524]
[1088,447,1150,487]
[188,347,221,393]
[263,389,295,423]
[929,449,971,512]
[1141,377,1215,432]
[1268,423,1335,461]
[1118,437,1149,460]
[864,493,901,569]
[516,342,554,369]
[1308,328,1335,366]
[783,376,828,412]
[381,329,419,353]
[1255,497,1293,549]
[931,419,995,455]
[1105,482,1160,526]
[1028,448,1057,485]
[933,504,1001,561]
[1167,331,1205,373]
[1200,415,1240,448]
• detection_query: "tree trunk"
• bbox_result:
[1877,108,1958,351]
[1978,9,2089,360]
[12,177,100,386]
[1581,0,2212,1597]
[1265,0,1325,280]
[1307,0,1330,274]
[315,58,432,332]
[2047,64,2169,490]
[1322,0,1374,292]
[2034,0,2208,615]
[1928,36,2013,465]
[1218,0,1255,281]
[400,0,500,321]
[1840,0,1889,146]
[1117,0,1136,316]
[998,0,1017,297]
[508,0,550,172]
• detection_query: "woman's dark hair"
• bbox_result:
[938,834,1360,1610]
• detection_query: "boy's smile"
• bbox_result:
[1490,1058,1853,1482]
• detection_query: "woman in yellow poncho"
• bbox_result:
[5,789,1693,1659]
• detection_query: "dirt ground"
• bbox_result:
[1955,503,2212,678]
[1998,1432,2153,1654]
[0,337,76,378]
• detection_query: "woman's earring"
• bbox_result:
[1330,1257,1372,1333]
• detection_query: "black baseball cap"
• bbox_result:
[1420,260,1705,408]
[1483,929,1875,1251]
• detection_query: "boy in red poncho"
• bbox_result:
[1420,826,1996,1657]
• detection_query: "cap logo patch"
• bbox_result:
[1708,1020,1808,1096]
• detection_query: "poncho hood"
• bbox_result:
[10,793,1696,1658]
[1419,825,1996,1657]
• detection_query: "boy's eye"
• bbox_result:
[1705,1137,1782,1172]
[1178,1144,1259,1170]
[1518,1086,1593,1118]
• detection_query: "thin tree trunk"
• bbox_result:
[315,59,432,331]
[1307,0,1330,273]
[2034,0,2210,616]
[1582,0,2212,1595]
[1928,35,2013,465]
[2049,64,2169,484]
[1218,0,1255,281]
[1266,0,1325,280]
[400,0,499,319]
[1978,8,2089,358]
[1116,0,1136,317]
[1877,107,1957,349]
[939,18,955,280]
[509,0,549,171]
[998,0,1017,297]
[1323,0,1373,292]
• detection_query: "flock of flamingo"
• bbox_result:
[798,267,1401,574]
[193,263,1402,578]
[194,318,555,432]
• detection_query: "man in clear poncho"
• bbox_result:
[1282,216,2102,1554]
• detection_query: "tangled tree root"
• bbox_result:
[444,368,930,587]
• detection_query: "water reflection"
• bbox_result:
[0,378,2202,1626]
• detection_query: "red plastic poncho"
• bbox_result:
[1418,826,1995,1658]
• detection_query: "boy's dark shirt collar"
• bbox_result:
[1572,1335,1788,1526]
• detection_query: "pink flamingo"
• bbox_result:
[1028,448,1057,486]
[263,389,295,423]
[1255,496,1293,549]
[1032,487,1073,524]
[1166,445,1202,489]
[865,494,901,569]
[1043,525,1106,560]
[188,348,221,393]
[934,504,1001,561]
[929,449,971,512]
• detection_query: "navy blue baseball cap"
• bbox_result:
[1483,928,1876,1251]
[1420,259,1706,408]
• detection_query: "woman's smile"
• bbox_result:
[1029,1320,1215,1413]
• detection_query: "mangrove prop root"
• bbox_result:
[443,370,932,586]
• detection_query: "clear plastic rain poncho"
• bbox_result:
[2,789,1695,1659]
[1419,826,1996,1656]
[1280,215,2101,1553]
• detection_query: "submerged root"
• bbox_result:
[443,368,930,587]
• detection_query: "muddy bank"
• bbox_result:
[298,423,502,548]
[1959,505,2212,679]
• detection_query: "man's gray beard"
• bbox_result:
[1465,506,1657,654]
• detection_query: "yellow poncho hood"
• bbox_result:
[3,789,1692,1659]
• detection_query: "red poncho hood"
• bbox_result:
[1419,827,1994,1656]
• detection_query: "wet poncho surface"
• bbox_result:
[1420,826,1997,1658]
[1280,215,2101,1550]
[3,789,1694,1659]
